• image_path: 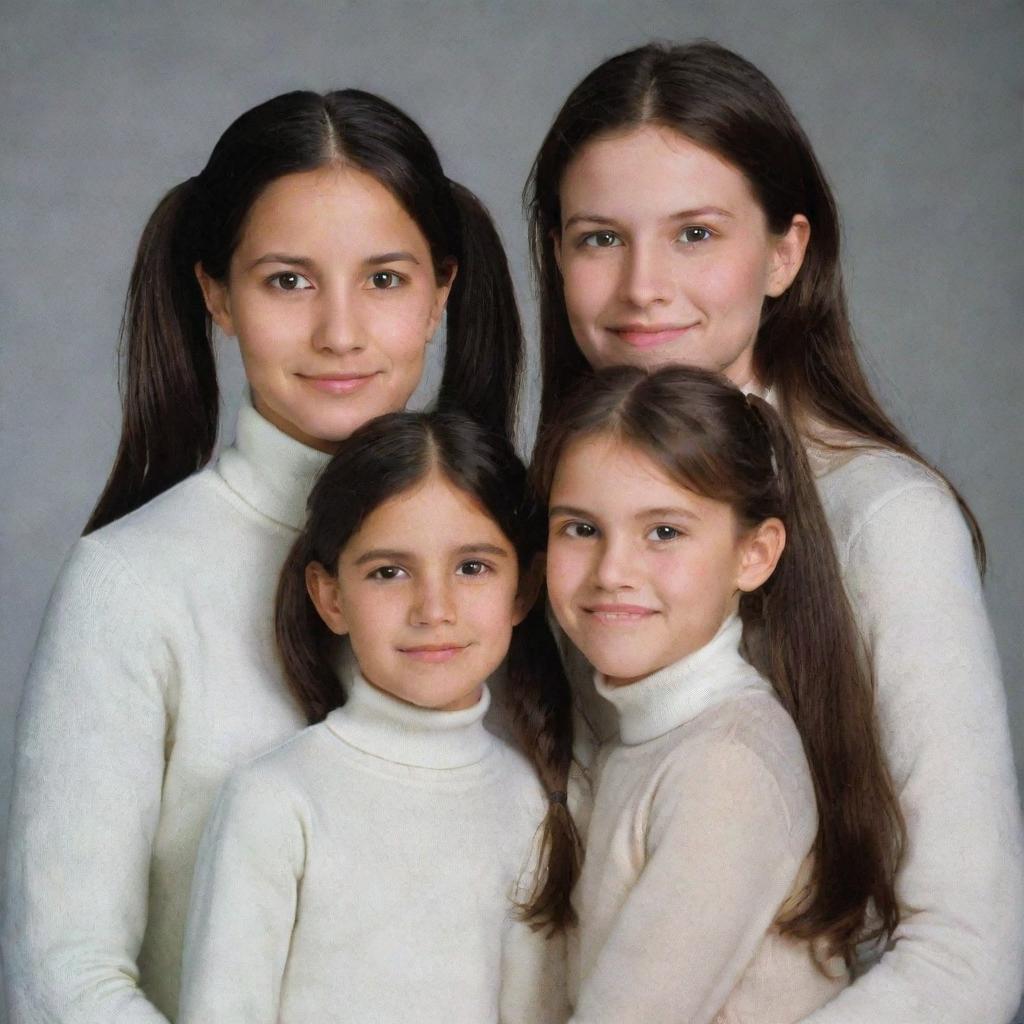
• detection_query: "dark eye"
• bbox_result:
[582,231,621,248]
[270,271,313,291]
[370,270,402,289]
[563,521,598,539]
[370,565,406,581]
[679,226,712,244]
[648,525,681,541]
[456,560,489,577]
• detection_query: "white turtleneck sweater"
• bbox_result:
[3,398,332,1023]
[568,616,845,1024]
[178,675,567,1024]
[564,447,1024,1024]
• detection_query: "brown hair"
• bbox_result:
[276,410,579,930]
[86,89,522,533]
[526,40,984,570]
[532,364,905,964]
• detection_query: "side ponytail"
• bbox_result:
[84,179,218,532]
[437,181,523,443]
[505,592,581,931]
[740,397,904,960]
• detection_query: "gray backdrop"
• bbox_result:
[2,1,1022,1019]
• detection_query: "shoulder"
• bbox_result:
[812,447,970,565]
[656,692,817,842]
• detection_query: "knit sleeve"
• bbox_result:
[2,537,174,1024]
[177,765,305,1024]
[800,478,1024,1023]
[570,738,813,1024]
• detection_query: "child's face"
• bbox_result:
[198,166,452,452]
[311,471,524,712]
[547,434,772,685]
[554,124,807,390]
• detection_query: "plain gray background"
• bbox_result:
[2,1,1022,1018]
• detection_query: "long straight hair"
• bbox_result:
[86,89,522,533]
[276,410,579,931]
[526,40,984,569]
[532,365,905,965]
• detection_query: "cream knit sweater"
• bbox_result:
[569,615,845,1024]
[178,675,568,1024]
[3,399,331,1023]
[565,447,1024,1024]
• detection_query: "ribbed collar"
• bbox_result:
[325,672,494,769]
[216,393,332,530]
[595,615,771,746]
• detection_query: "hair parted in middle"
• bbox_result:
[532,363,905,965]
[276,409,579,931]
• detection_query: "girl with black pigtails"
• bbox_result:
[4,89,523,1022]
[535,364,903,1023]
[178,410,577,1023]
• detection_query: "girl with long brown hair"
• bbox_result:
[4,89,523,1022]
[179,410,577,1022]
[527,41,1023,1022]
[535,364,902,1023]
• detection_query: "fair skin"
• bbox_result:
[197,165,454,452]
[306,470,532,712]
[555,125,809,389]
[547,434,783,684]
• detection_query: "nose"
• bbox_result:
[410,573,457,627]
[593,534,637,592]
[618,240,673,309]
[312,286,365,354]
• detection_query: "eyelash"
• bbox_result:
[556,522,684,542]
[366,560,493,581]
[265,269,406,292]
[268,271,313,291]
[369,270,404,290]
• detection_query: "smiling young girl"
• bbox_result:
[527,41,1024,1022]
[534,364,902,1024]
[178,410,576,1023]
[4,90,523,1022]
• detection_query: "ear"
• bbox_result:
[512,553,545,626]
[765,215,810,298]
[736,518,786,593]
[305,561,349,636]
[194,262,236,337]
[426,259,457,339]
[550,228,564,275]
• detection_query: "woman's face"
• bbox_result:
[554,125,808,389]
[198,166,452,452]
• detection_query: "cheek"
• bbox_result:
[546,544,587,607]
[562,258,612,325]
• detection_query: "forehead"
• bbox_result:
[234,165,430,257]
[559,124,762,224]
[346,471,508,551]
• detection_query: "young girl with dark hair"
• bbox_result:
[4,89,523,1022]
[534,364,903,1023]
[527,41,1023,1022]
[178,410,576,1022]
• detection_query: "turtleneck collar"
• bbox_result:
[595,615,771,746]
[216,392,333,530]
[325,672,494,770]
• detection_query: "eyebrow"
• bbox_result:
[246,250,421,271]
[562,207,734,231]
[548,504,699,522]
[352,543,511,566]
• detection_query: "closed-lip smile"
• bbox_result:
[610,323,698,349]
[585,603,657,623]
[398,643,469,663]
[299,371,380,393]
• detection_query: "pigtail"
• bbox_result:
[85,179,218,533]
[505,592,581,932]
[741,396,904,963]
[275,534,344,724]
[437,181,523,444]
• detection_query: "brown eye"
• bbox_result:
[370,271,402,289]
[270,271,312,291]
[679,226,712,244]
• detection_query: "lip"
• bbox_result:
[398,643,469,663]
[609,324,698,349]
[585,603,658,624]
[299,372,380,394]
